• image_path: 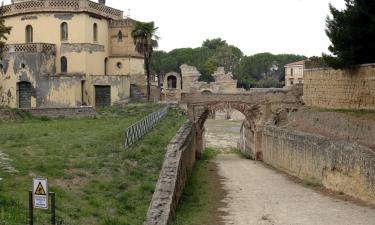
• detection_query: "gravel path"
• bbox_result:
[204,119,375,225]
[215,154,375,225]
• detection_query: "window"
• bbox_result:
[117,30,123,42]
[61,56,67,73]
[290,68,294,76]
[104,58,108,75]
[167,76,177,89]
[117,62,122,69]
[290,79,294,85]
[93,23,98,42]
[25,25,33,43]
[60,22,68,41]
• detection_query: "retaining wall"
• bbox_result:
[262,125,375,203]
[303,64,375,110]
[144,121,196,225]
[24,107,96,118]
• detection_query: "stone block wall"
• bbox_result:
[304,64,375,110]
[262,125,375,204]
[144,121,196,225]
[24,107,96,118]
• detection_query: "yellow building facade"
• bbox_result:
[0,0,145,108]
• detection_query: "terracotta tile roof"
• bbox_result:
[285,60,305,67]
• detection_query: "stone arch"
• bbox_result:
[201,90,213,94]
[163,72,181,90]
[189,101,264,160]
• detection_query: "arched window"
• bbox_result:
[167,76,177,89]
[117,30,123,42]
[25,25,33,43]
[93,23,98,42]
[104,58,108,75]
[60,22,68,41]
[61,56,67,73]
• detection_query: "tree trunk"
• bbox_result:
[157,73,162,101]
[145,57,151,101]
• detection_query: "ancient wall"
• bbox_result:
[145,121,196,225]
[25,107,96,118]
[304,64,375,110]
[261,125,375,203]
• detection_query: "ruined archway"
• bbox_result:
[190,101,264,159]
[182,88,303,161]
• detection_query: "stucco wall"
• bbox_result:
[0,51,56,108]
[88,75,130,106]
[145,121,196,225]
[304,64,375,110]
[262,125,375,204]
[4,13,110,74]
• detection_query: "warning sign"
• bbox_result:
[33,178,48,210]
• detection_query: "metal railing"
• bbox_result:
[124,105,169,149]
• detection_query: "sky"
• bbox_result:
[5,0,347,57]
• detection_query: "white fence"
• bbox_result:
[124,105,169,149]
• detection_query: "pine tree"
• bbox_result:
[324,0,375,69]
[0,4,11,56]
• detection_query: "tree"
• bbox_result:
[324,0,375,68]
[0,4,11,56]
[131,21,159,101]
[202,38,227,50]
[214,45,243,73]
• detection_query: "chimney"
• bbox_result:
[98,0,106,5]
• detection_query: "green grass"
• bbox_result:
[0,104,186,225]
[315,108,375,121]
[170,148,222,225]
[301,177,322,188]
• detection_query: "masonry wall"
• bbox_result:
[262,125,375,204]
[304,64,375,110]
[144,121,196,225]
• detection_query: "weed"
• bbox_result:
[0,104,186,225]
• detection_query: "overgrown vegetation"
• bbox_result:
[0,104,186,225]
[171,148,222,225]
[316,108,375,121]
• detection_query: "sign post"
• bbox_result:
[33,178,48,210]
[28,178,56,225]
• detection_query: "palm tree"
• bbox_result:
[131,21,159,101]
[0,4,11,55]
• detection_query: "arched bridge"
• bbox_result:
[181,87,303,159]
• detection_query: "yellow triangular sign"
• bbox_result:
[35,182,46,195]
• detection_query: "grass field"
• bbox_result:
[0,104,186,225]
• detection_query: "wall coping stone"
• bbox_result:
[144,120,194,225]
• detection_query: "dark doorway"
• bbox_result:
[95,85,111,107]
[81,80,86,105]
[167,76,177,89]
[18,81,32,108]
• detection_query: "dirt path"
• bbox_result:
[204,119,375,225]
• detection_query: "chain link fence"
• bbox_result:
[124,105,170,149]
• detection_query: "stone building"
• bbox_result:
[284,60,305,87]
[161,64,239,102]
[0,0,145,108]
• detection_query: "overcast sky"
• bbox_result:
[106,0,347,57]
[5,0,347,56]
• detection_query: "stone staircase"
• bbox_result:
[130,84,147,102]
